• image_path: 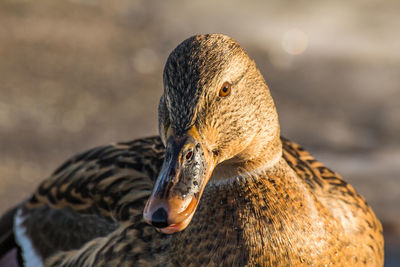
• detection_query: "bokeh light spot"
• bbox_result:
[282,29,309,55]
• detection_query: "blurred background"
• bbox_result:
[0,0,399,264]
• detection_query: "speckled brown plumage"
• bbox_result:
[0,34,383,266]
[13,136,382,266]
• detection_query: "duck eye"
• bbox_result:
[219,82,231,97]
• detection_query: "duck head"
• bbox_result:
[143,34,282,234]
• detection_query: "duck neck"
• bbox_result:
[210,128,282,184]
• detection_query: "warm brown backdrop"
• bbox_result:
[0,0,399,264]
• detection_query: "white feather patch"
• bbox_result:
[14,209,43,267]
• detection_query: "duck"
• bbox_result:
[0,34,384,266]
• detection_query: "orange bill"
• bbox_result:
[143,126,215,234]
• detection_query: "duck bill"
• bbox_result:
[143,126,215,234]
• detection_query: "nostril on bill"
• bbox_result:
[151,207,169,228]
[185,150,193,160]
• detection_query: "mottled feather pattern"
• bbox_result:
[15,136,383,266]
[26,137,164,222]
[18,137,166,264]
[281,137,384,265]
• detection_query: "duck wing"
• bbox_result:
[13,136,165,266]
[281,136,384,264]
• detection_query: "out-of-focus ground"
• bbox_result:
[0,0,399,264]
